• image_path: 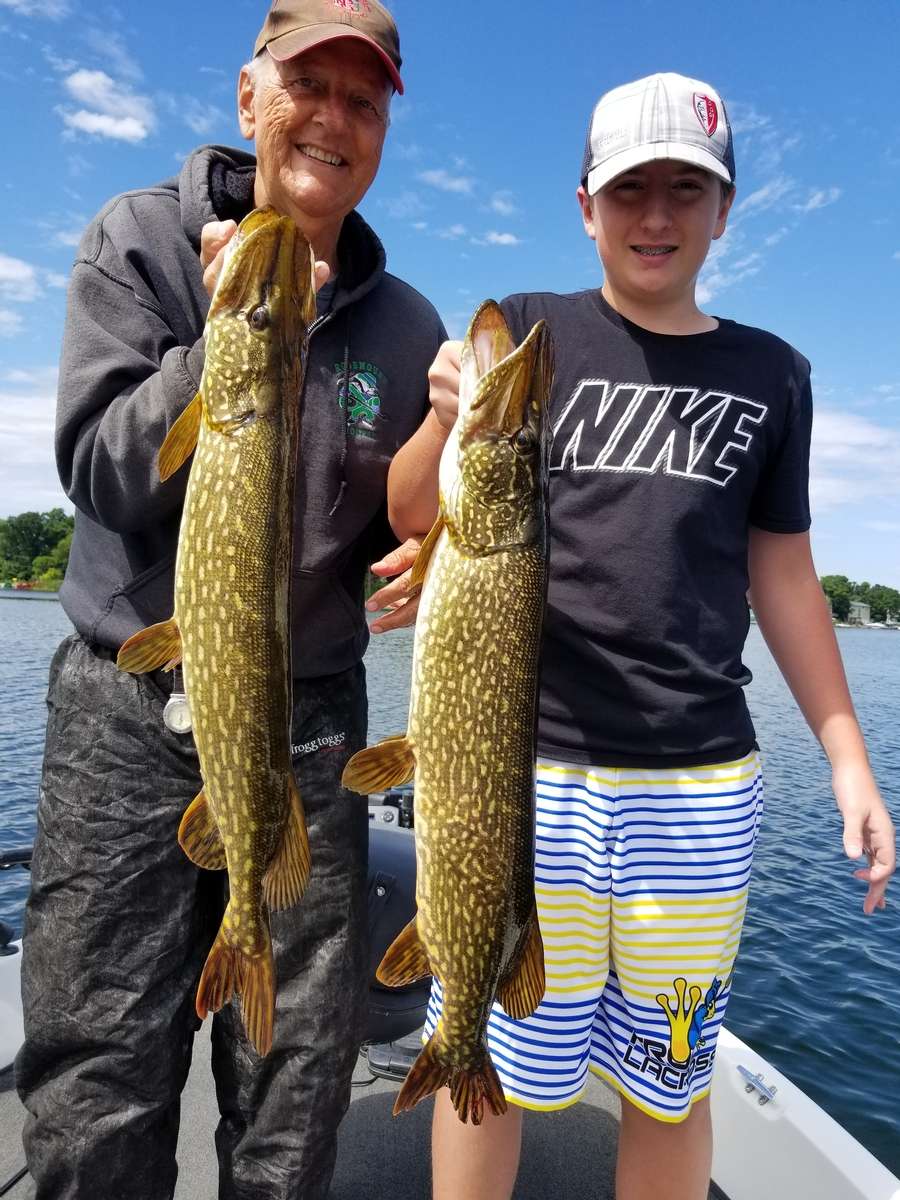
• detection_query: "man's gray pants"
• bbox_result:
[16,635,369,1200]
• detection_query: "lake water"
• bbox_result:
[1,592,898,1173]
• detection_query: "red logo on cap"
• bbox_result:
[333,0,371,12]
[693,94,718,138]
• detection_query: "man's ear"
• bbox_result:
[577,185,596,240]
[237,67,256,141]
[713,186,736,241]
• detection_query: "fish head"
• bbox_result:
[441,302,552,553]
[204,206,317,424]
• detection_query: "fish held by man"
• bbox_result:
[116,206,317,1056]
[342,301,553,1123]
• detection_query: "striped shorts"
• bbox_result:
[424,751,763,1122]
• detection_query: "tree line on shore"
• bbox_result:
[2,510,899,621]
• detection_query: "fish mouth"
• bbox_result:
[208,206,316,327]
[461,302,550,438]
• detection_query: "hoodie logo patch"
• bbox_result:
[336,360,386,437]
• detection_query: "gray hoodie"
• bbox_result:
[57,145,445,678]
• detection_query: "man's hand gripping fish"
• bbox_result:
[117,207,316,1056]
[342,302,553,1123]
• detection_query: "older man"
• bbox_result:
[16,3,444,1198]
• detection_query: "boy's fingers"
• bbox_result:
[370,537,421,578]
[370,592,420,634]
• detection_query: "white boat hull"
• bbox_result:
[0,939,23,1073]
[711,1027,900,1199]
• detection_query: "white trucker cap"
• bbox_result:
[581,72,735,195]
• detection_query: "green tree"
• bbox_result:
[820,574,851,621]
[0,509,74,585]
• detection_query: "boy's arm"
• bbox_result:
[386,341,461,542]
[747,527,896,913]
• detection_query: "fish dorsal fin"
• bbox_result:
[341,735,416,794]
[376,916,431,987]
[178,791,226,870]
[159,393,203,482]
[116,617,183,674]
[263,775,311,912]
[409,515,445,592]
[496,904,545,1021]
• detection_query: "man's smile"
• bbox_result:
[297,143,347,168]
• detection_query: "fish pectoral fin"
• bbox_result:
[263,776,311,912]
[496,904,545,1021]
[196,916,275,1056]
[409,515,445,592]
[376,915,431,987]
[340,735,416,794]
[159,392,203,482]
[116,617,183,674]
[178,791,226,870]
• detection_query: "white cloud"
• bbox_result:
[893,251,900,262]
[383,191,426,220]
[438,224,467,240]
[0,309,24,337]
[479,231,522,247]
[82,28,142,82]
[489,191,517,217]
[59,69,155,143]
[0,0,69,15]
[0,253,40,302]
[0,369,68,514]
[412,221,427,231]
[418,169,474,195]
[794,187,841,214]
[181,98,227,136]
[864,520,900,534]
[736,176,795,215]
[764,226,790,247]
[810,410,900,512]
[45,271,68,288]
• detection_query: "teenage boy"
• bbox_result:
[387,72,896,1200]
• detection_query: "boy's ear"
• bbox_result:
[577,186,596,239]
[713,186,736,241]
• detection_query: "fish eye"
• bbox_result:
[512,426,536,454]
[248,305,269,332]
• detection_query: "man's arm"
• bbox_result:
[748,527,896,912]
[386,340,461,541]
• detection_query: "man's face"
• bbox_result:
[577,160,734,309]
[238,39,392,231]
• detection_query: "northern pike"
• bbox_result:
[342,302,553,1123]
[117,207,316,1056]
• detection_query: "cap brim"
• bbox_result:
[586,143,732,195]
[265,26,403,95]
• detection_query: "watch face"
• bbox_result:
[163,694,193,734]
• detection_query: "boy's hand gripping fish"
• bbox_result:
[117,207,316,1056]
[342,302,553,1123]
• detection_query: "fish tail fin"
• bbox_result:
[392,1034,453,1117]
[263,775,311,911]
[195,916,275,1057]
[448,1046,508,1126]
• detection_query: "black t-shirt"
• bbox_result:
[500,289,812,767]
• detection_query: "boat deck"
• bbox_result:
[0,1024,718,1199]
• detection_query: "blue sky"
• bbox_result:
[1,0,898,587]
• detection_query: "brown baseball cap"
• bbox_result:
[253,0,403,95]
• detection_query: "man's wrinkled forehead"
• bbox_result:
[273,37,392,93]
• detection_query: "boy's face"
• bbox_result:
[577,160,734,310]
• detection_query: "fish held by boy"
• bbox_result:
[116,206,317,1056]
[342,301,553,1123]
